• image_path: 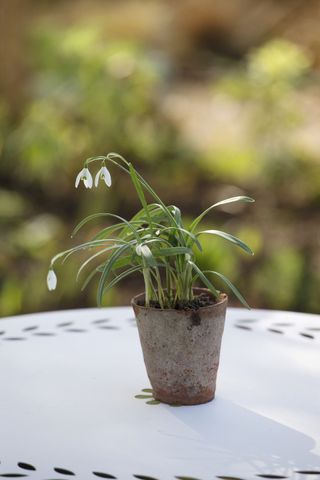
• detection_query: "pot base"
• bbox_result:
[153,386,215,406]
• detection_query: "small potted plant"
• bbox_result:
[47,153,254,405]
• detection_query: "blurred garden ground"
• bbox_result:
[0,0,320,316]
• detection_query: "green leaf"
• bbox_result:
[72,212,115,237]
[190,196,255,232]
[161,226,202,251]
[72,212,139,240]
[129,163,152,226]
[97,244,131,306]
[76,244,132,281]
[188,261,220,299]
[204,270,250,309]
[51,239,116,266]
[142,388,153,393]
[196,230,253,255]
[153,246,193,257]
[103,265,141,294]
[80,263,105,291]
[110,255,135,270]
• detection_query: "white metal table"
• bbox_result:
[0,307,319,480]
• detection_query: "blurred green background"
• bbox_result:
[1,0,320,316]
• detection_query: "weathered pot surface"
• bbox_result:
[131,288,228,405]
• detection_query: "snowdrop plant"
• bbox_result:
[47,153,254,309]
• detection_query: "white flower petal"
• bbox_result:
[94,170,101,187]
[141,245,152,258]
[102,166,112,187]
[75,168,85,188]
[83,168,93,189]
[136,244,151,258]
[47,269,57,291]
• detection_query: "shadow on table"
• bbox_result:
[162,396,320,475]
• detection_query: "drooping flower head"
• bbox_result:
[47,269,57,291]
[75,167,93,189]
[95,165,112,187]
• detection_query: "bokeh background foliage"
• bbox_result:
[1,0,320,316]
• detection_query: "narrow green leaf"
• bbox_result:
[196,230,253,255]
[190,196,255,232]
[76,244,132,281]
[129,163,152,227]
[161,226,202,251]
[204,270,250,309]
[51,239,116,266]
[81,270,98,291]
[188,261,219,299]
[80,263,105,291]
[154,246,193,256]
[72,212,139,240]
[110,255,135,270]
[97,244,131,306]
[103,265,141,294]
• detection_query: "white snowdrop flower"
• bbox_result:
[136,244,152,258]
[47,269,57,291]
[95,166,112,187]
[75,167,93,189]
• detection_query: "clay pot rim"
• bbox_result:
[131,287,228,312]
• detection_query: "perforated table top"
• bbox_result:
[0,307,319,480]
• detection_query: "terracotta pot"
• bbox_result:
[131,288,228,405]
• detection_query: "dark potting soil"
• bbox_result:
[137,293,216,310]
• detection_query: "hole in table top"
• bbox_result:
[0,331,5,335]
[3,337,26,341]
[306,327,320,331]
[0,474,28,478]
[272,322,293,327]
[267,329,283,334]
[56,322,74,328]
[217,477,246,480]
[98,326,120,330]
[54,467,75,476]
[256,475,288,479]
[296,471,320,475]
[300,333,314,339]
[33,332,56,336]
[92,319,110,324]
[236,319,257,323]
[92,472,117,479]
[65,328,87,333]
[235,325,252,331]
[22,326,38,332]
[17,462,36,471]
